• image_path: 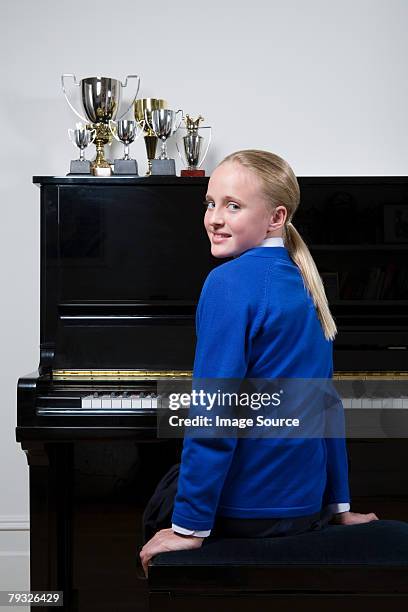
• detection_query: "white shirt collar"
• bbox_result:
[258,236,284,247]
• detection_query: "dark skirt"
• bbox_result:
[142,463,331,543]
[210,510,330,539]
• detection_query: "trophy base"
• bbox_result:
[151,159,176,176]
[113,159,139,175]
[70,160,92,174]
[180,169,206,177]
[92,165,112,177]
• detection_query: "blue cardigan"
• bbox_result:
[171,244,350,531]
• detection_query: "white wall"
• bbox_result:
[0,0,407,593]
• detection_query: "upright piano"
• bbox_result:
[17,176,408,611]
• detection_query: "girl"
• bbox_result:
[140,150,378,575]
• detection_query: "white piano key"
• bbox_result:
[141,395,152,408]
[343,398,352,409]
[362,398,372,409]
[403,399,408,409]
[351,398,362,409]
[81,395,93,408]
[151,396,158,409]
[122,398,132,408]
[393,398,403,409]
[101,395,112,408]
[112,398,122,408]
[131,394,142,409]
[372,399,382,409]
[382,398,393,409]
[91,397,102,408]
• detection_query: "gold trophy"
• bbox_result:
[134,98,167,175]
[62,74,140,176]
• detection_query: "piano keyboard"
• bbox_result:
[342,397,408,409]
[36,390,163,415]
[81,392,161,409]
[36,390,408,415]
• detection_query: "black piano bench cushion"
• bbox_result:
[151,520,408,568]
[148,520,408,598]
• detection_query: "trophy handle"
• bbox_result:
[197,127,212,168]
[173,109,184,133]
[134,119,146,140]
[61,74,88,122]
[109,119,120,142]
[117,75,141,121]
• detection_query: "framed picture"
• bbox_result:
[383,203,408,243]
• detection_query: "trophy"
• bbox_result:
[134,98,167,175]
[67,123,96,174]
[176,114,212,176]
[109,119,145,174]
[144,108,183,175]
[61,74,140,176]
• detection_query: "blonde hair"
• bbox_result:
[220,149,337,341]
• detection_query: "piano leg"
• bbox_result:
[22,442,75,611]
[21,438,181,611]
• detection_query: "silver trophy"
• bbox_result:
[67,124,96,174]
[61,74,140,176]
[145,108,183,175]
[109,119,145,174]
[176,114,212,176]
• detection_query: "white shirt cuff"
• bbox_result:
[327,502,350,514]
[172,523,211,537]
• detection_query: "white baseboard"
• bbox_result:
[0,517,30,593]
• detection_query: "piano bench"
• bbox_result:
[148,520,408,612]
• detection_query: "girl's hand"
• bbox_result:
[331,510,379,525]
[139,528,204,577]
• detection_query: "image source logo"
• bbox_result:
[156,378,350,439]
[156,377,408,439]
[167,388,283,411]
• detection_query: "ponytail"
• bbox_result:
[285,222,337,341]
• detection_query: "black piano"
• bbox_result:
[17,176,408,611]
